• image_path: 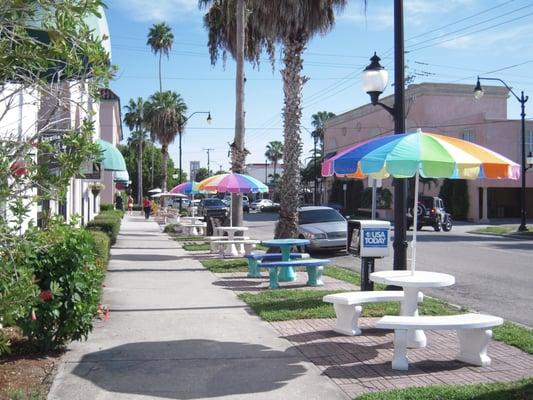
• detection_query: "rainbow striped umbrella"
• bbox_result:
[197,173,268,193]
[169,181,202,195]
[322,129,520,273]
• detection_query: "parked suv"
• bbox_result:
[198,198,228,219]
[407,196,452,232]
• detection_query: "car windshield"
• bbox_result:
[204,199,225,207]
[299,209,345,224]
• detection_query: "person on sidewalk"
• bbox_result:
[143,197,152,220]
[115,193,124,211]
[127,195,134,215]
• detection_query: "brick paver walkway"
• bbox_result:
[270,318,533,398]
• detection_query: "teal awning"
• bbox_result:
[97,139,126,171]
[113,169,129,183]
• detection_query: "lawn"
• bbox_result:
[182,242,210,251]
[201,258,249,272]
[355,378,533,400]
[173,235,206,242]
[470,225,533,237]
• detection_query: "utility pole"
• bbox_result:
[203,148,214,176]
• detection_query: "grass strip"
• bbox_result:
[493,322,533,354]
[355,377,533,400]
[182,242,210,251]
[470,226,533,237]
[173,235,206,242]
[201,258,249,273]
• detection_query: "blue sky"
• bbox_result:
[105,0,533,176]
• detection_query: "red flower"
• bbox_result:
[103,306,110,321]
[39,290,53,302]
[31,310,37,321]
[10,160,28,177]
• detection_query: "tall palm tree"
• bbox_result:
[311,111,336,149]
[147,22,174,93]
[265,140,283,183]
[252,1,347,238]
[124,97,147,204]
[200,0,274,226]
[144,91,187,193]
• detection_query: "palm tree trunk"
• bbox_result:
[161,143,168,193]
[158,51,162,92]
[275,36,305,239]
[178,130,183,184]
[231,0,245,227]
[137,134,143,204]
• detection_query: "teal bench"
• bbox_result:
[244,252,309,278]
[259,258,330,289]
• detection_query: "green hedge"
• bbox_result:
[100,204,114,212]
[87,218,120,244]
[88,230,110,268]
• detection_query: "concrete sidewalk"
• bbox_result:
[48,215,348,399]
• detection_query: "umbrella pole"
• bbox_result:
[230,193,233,227]
[411,170,420,275]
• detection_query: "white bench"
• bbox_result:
[207,236,250,253]
[212,239,260,257]
[181,223,207,236]
[376,313,504,370]
[323,291,423,336]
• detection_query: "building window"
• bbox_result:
[527,130,533,153]
[462,129,475,143]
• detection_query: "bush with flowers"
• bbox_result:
[16,219,105,351]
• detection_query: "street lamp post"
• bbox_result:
[474,77,531,231]
[179,111,212,185]
[314,134,318,206]
[361,0,408,272]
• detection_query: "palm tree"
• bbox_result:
[252,1,347,238]
[200,0,274,226]
[311,111,336,150]
[147,22,174,92]
[124,97,147,204]
[265,141,283,183]
[144,91,187,193]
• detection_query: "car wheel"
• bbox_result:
[416,224,423,231]
[442,215,453,231]
[433,219,442,232]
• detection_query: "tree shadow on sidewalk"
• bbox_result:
[70,339,307,399]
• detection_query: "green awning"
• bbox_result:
[97,139,126,171]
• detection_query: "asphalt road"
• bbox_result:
[243,212,533,327]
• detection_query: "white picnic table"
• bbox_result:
[370,270,455,348]
[214,226,249,256]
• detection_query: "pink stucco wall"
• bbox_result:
[99,97,122,206]
[323,82,533,221]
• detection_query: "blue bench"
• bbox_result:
[259,258,331,289]
[244,253,309,278]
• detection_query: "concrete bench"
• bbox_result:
[259,258,330,289]
[323,291,423,336]
[207,236,250,253]
[376,313,504,370]
[244,252,309,278]
[180,223,207,236]
[212,239,260,257]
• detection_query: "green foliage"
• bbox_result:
[194,167,210,182]
[356,378,533,400]
[88,230,110,269]
[182,242,210,251]
[99,204,115,211]
[493,322,533,354]
[17,220,104,351]
[439,179,469,220]
[87,218,120,245]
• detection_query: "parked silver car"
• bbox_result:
[297,206,347,251]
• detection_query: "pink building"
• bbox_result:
[99,88,124,206]
[323,82,533,222]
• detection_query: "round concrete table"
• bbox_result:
[370,270,455,348]
[261,238,310,282]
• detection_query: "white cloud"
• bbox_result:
[114,0,201,22]
[439,25,532,51]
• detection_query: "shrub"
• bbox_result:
[163,224,179,233]
[88,230,110,268]
[18,221,104,351]
[99,204,114,212]
[96,209,124,220]
[87,218,120,244]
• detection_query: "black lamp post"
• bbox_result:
[314,134,319,206]
[361,0,408,272]
[179,111,212,185]
[474,77,531,231]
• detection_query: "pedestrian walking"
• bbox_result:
[143,197,152,220]
[127,195,134,215]
[115,194,124,211]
